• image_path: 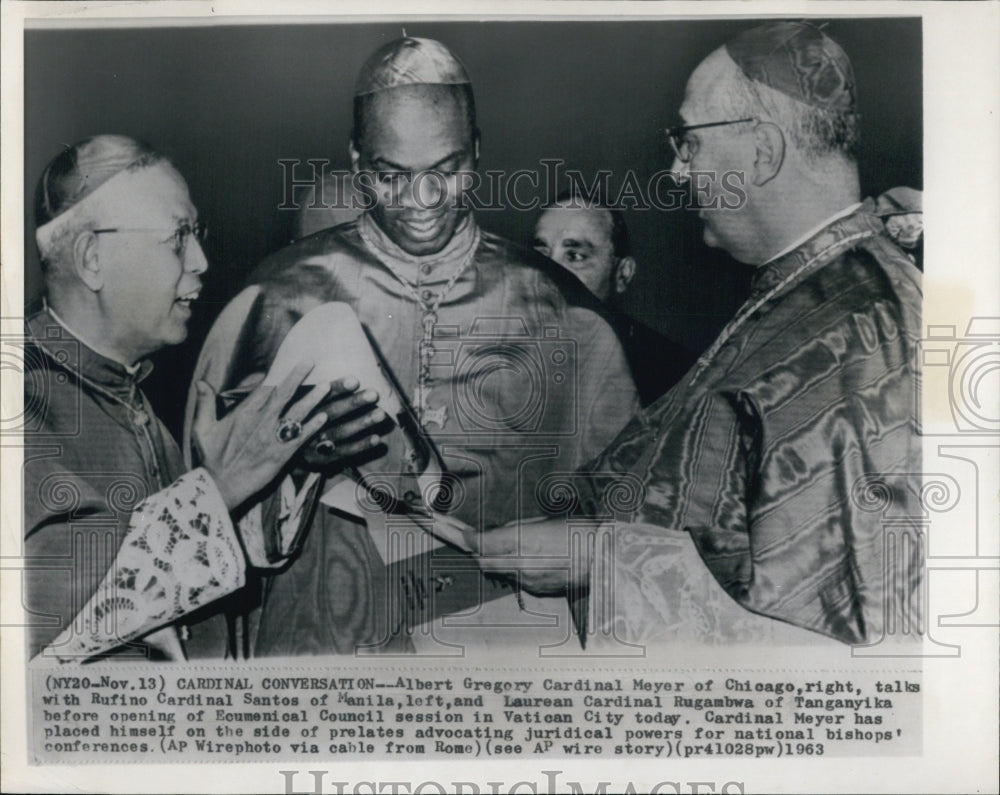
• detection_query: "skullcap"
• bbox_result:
[35,135,160,228]
[725,21,856,113]
[354,37,471,96]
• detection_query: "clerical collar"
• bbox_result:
[750,202,871,298]
[358,211,479,278]
[38,301,151,387]
[762,202,863,266]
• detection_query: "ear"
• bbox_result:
[614,256,636,294]
[72,230,104,291]
[752,122,785,187]
[472,128,481,166]
[348,139,361,173]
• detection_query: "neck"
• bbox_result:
[47,290,140,367]
[753,162,860,265]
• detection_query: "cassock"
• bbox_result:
[189,212,639,655]
[23,305,245,661]
[577,202,923,646]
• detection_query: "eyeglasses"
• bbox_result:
[664,119,755,163]
[92,221,208,258]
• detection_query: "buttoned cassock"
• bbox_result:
[188,213,639,655]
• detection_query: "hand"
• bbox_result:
[191,361,331,510]
[297,379,388,470]
[463,517,594,595]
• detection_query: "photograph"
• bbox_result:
[1,2,997,794]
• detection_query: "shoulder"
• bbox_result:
[478,229,614,319]
[23,308,63,395]
[799,229,922,338]
[22,320,83,441]
[251,221,367,294]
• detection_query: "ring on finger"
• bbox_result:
[276,417,303,443]
[314,436,336,456]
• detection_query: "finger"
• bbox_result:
[286,412,328,451]
[327,407,387,441]
[191,381,218,437]
[324,387,380,421]
[268,360,316,409]
[476,556,572,576]
[282,382,332,423]
[330,433,382,458]
[473,524,520,556]
[327,376,361,398]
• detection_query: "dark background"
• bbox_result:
[24,18,922,431]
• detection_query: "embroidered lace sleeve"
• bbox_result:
[39,468,245,661]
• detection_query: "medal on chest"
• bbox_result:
[416,311,449,430]
[361,224,480,434]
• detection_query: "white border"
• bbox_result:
[2,2,998,793]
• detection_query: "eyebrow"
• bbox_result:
[561,238,595,251]
[369,148,468,172]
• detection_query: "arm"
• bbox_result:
[571,312,641,466]
[38,366,372,661]
[463,516,596,595]
[38,468,244,661]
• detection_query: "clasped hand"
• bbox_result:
[191,362,386,511]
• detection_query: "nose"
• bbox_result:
[184,237,209,276]
[671,156,691,184]
[409,171,446,210]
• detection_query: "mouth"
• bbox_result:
[174,288,201,310]
[399,215,446,239]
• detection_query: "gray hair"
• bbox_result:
[717,52,860,162]
[34,135,165,272]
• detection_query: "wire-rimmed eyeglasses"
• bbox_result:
[92,221,208,258]
[665,118,755,163]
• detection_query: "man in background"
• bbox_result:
[533,192,695,404]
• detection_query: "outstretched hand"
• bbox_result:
[190,361,378,510]
[462,517,592,595]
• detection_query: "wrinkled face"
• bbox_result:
[91,163,206,363]
[533,206,618,301]
[352,86,478,256]
[672,50,760,263]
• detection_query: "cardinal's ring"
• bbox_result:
[276,417,303,443]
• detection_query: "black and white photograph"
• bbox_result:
[1,2,997,793]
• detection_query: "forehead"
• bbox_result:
[679,48,732,122]
[358,86,473,166]
[535,206,614,243]
[93,163,195,224]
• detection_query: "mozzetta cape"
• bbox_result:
[188,214,639,655]
[579,202,922,645]
[22,307,245,661]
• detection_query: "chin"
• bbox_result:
[163,326,190,348]
[702,225,722,249]
[393,232,452,257]
[401,240,446,256]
